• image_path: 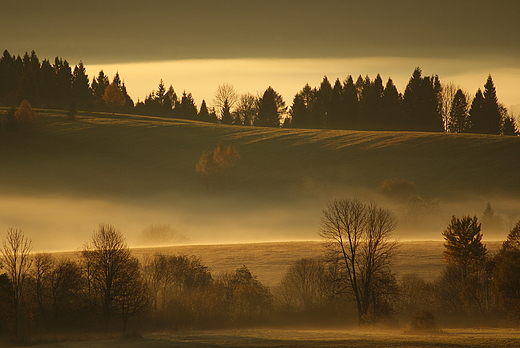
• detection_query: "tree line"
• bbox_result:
[0,50,518,135]
[2,201,520,342]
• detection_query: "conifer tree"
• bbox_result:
[72,61,90,109]
[381,78,401,130]
[359,74,384,130]
[38,59,56,106]
[448,89,469,133]
[402,67,443,132]
[311,76,331,128]
[327,79,344,129]
[54,57,73,107]
[482,75,502,135]
[502,116,519,136]
[442,215,487,277]
[198,99,210,122]
[177,91,197,119]
[19,51,40,106]
[290,84,315,128]
[256,86,286,127]
[342,75,359,130]
[468,89,486,133]
[220,99,233,124]
[164,85,178,116]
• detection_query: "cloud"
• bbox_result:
[2,1,519,64]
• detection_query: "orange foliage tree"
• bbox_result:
[196,142,240,177]
[14,99,36,129]
[102,82,125,113]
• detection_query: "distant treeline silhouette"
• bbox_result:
[0,50,517,135]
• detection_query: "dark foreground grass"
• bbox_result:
[27,328,520,348]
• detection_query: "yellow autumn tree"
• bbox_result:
[196,142,240,177]
[102,82,125,114]
[196,142,241,189]
[14,99,36,129]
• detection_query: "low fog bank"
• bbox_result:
[0,184,518,252]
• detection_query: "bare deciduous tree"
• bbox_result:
[277,258,327,313]
[213,83,238,119]
[1,228,32,340]
[81,224,135,332]
[319,199,398,326]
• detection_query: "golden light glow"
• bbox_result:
[88,57,520,111]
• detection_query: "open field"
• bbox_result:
[56,240,502,287]
[30,328,520,348]
[0,109,519,250]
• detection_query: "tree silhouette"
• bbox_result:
[235,93,258,126]
[442,216,487,277]
[381,78,402,130]
[319,199,398,326]
[1,228,32,341]
[482,75,502,135]
[256,86,286,127]
[14,99,36,129]
[81,224,136,333]
[502,116,519,136]
[102,82,126,114]
[220,99,233,124]
[448,89,469,133]
[468,89,486,133]
[402,67,443,132]
[198,99,210,122]
[342,75,360,130]
[177,91,197,119]
[72,61,90,109]
[289,84,315,128]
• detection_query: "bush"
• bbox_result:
[410,310,437,331]
[14,99,36,129]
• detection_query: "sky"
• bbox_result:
[2,1,519,108]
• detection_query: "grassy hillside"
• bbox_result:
[56,240,501,289]
[0,109,519,250]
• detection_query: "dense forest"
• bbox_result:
[0,50,518,135]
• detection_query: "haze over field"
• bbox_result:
[0,111,518,252]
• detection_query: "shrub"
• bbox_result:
[410,310,437,331]
[14,99,36,128]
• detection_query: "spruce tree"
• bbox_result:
[290,84,315,128]
[359,74,384,130]
[256,86,286,127]
[342,75,359,130]
[198,99,210,122]
[176,91,197,119]
[19,51,40,106]
[448,89,469,133]
[72,61,90,109]
[402,67,443,132]
[220,99,233,124]
[468,89,486,133]
[39,59,57,106]
[482,75,502,135]
[54,57,73,107]
[327,79,344,129]
[311,76,331,128]
[381,78,401,130]
[502,116,519,136]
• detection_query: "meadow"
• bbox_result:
[0,108,518,250]
[31,328,520,348]
[1,109,519,346]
